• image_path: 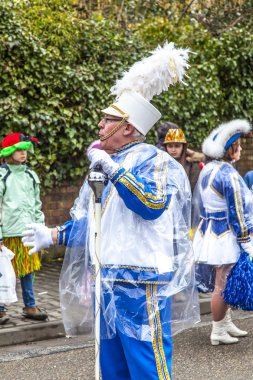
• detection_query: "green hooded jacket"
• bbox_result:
[0,164,44,239]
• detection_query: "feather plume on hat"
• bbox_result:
[102,42,191,136]
[110,42,190,101]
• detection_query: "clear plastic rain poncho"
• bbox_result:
[60,142,200,342]
[192,160,253,294]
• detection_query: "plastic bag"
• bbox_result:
[60,144,200,340]
[0,246,18,304]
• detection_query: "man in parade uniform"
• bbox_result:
[22,43,199,379]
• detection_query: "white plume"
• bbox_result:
[202,119,251,159]
[110,42,190,101]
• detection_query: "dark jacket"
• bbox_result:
[184,149,205,192]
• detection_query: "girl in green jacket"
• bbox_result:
[0,132,47,323]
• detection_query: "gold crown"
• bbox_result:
[164,128,187,144]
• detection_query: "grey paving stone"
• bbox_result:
[0,262,63,345]
[0,260,212,347]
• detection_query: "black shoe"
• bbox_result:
[0,311,9,325]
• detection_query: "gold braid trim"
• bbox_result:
[200,215,226,221]
[115,140,142,153]
[146,284,164,380]
[100,103,129,141]
[102,264,158,272]
[124,172,145,190]
[100,118,126,141]
[210,184,224,198]
[211,229,232,239]
[120,177,167,209]
[110,104,129,119]
[153,285,171,380]
[111,169,127,186]
[230,173,248,239]
[101,278,170,284]
[235,175,247,238]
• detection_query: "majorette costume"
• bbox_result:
[23,43,200,379]
[193,120,253,266]
[193,120,253,343]
[0,133,44,277]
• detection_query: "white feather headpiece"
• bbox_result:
[110,42,190,101]
[202,119,251,159]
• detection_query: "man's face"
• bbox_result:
[98,116,126,152]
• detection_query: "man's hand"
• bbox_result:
[88,148,119,177]
[22,224,53,255]
[241,241,253,261]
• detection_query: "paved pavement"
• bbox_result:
[0,316,253,379]
[0,261,65,347]
[1,263,253,379]
[0,259,212,347]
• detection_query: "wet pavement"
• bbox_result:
[0,261,65,346]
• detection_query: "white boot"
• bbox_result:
[210,319,239,345]
[224,309,248,337]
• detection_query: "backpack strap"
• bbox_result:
[0,164,11,195]
[25,167,39,189]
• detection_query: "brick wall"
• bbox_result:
[40,179,84,261]
[237,133,253,177]
[41,179,83,227]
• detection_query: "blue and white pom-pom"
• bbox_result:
[224,249,253,311]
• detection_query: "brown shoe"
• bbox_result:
[0,311,9,325]
[22,307,48,321]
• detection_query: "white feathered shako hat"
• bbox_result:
[202,119,251,159]
[102,42,190,136]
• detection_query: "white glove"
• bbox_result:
[241,241,253,261]
[22,223,53,255]
[88,148,119,177]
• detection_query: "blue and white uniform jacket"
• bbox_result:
[59,141,191,283]
[193,161,253,265]
[59,141,200,341]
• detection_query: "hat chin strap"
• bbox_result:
[100,104,129,141]
[100,118,126,141]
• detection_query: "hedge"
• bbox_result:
[0,1,252,187]
[0,1,145,186]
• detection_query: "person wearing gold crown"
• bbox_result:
[22,43,200,379]
[192,119,253,346]
[160,122,205,192]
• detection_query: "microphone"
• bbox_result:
[88,165,108,203]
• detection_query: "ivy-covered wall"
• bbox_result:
[0,1,145,187]
[0,1,252,189]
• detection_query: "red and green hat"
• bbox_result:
[0,132,40,157]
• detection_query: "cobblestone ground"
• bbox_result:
[0,261,62,330]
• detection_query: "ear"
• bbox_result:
[225,146,234,160]
[123,123,135,136]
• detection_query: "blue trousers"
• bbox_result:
[0,272,35,310]
[100,283,172,380]
[20,272,36,308]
